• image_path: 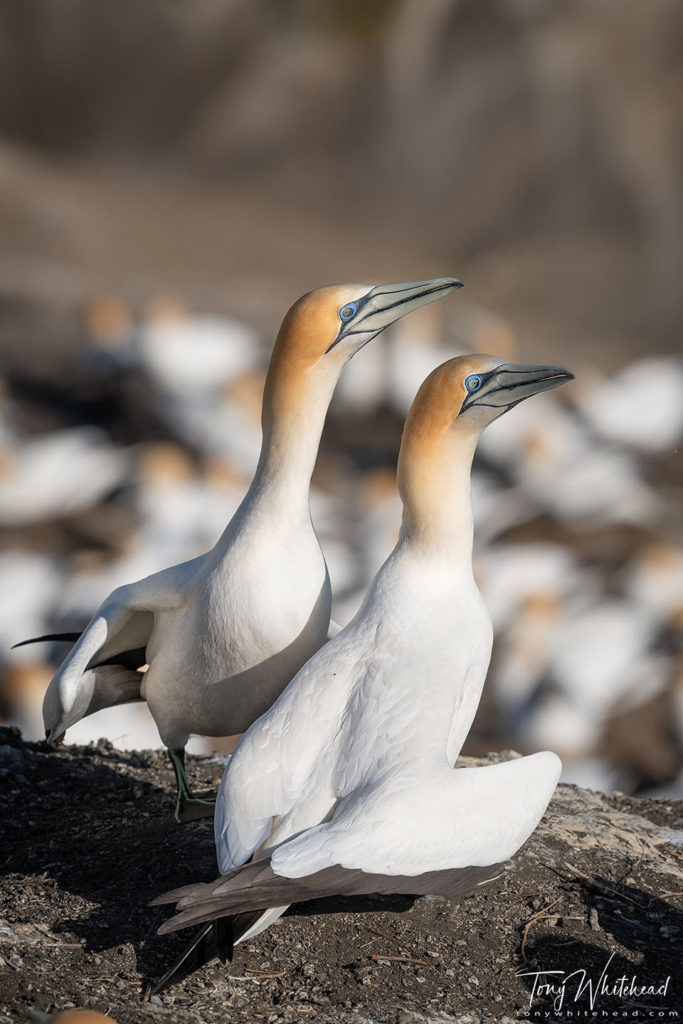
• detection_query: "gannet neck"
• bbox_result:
[397,414,479,563]
[247,306,343,515]
[255,365,337,509]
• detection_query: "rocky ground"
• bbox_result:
[0,728,681,1024]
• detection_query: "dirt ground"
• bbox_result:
[1,727,681,1024]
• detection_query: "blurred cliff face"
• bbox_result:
[0,0,681,368]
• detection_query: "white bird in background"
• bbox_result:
[16,279,462,820]
[151,354,572,990]
[479,392,658,525]
[135,299,267,472]
[547,598,668,723]
[623,541,683,626]
[0,426,131,526]
[138,299,263,396]
[133,444,246,565]
[476,542,579,634]
[0,551,64,739]
[0,551,64,664]
[576,356,683,453]
[166,372,266,474]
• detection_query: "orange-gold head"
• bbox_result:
[398,355,573,535]
[402,353,574,446]
[263,278,462,423]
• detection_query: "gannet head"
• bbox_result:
[406,354,574,440]
[262,278,463,430]
[271,277,463,374]
[398,356,574,537]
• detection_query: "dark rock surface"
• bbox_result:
[0,728,681,1024]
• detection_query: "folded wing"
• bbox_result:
[41,588,154,741]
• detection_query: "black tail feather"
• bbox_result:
[150,912,264,994]
[12,632,82,650]
[150,923,218,995]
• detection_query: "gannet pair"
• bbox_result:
[151,354,573,989]
[19,278,461,819]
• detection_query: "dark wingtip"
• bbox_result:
[157,916,187,936]
[12,631,81,650]
[149,892,179,908]
[149,922,217,995]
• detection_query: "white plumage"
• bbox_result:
[153,353,571,971]
[32,279,461,818]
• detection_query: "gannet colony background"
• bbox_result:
[0,3,682,1024]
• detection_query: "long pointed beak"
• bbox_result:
[326,276,462,354]
[357,277,463,334]
[464,362,574,411]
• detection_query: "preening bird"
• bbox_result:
[150,354,572,990]
[15,279,461,820]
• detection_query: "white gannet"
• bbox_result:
[0,550,63,665]
[0,426,131,526]
[623,541,683,625]
[138,299,262,396]
[165,371,266,475]
[150,354,572,989]
[575,356,683,454]
[479,391,659,526]
[17,279,461,820]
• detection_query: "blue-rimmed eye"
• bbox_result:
[339,303,357,321]
[465,374,483,393]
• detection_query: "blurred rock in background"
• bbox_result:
[0,0,681,794]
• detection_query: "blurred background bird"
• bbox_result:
[0,0,681,799]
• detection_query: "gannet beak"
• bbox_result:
[328,277,462,352]
[463,362,574,412]
[361,277,463,331]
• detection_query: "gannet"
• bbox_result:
[479,392,659,526]
[575,356,683,453]
[0,426,130,526]
[166,372,266,474]
[17,278,461,819]
[546,598,668,723]
[139,299,262,395]
[151,354,572,989]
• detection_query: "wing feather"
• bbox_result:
[152,856,505,936]
[42,588,154,740]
